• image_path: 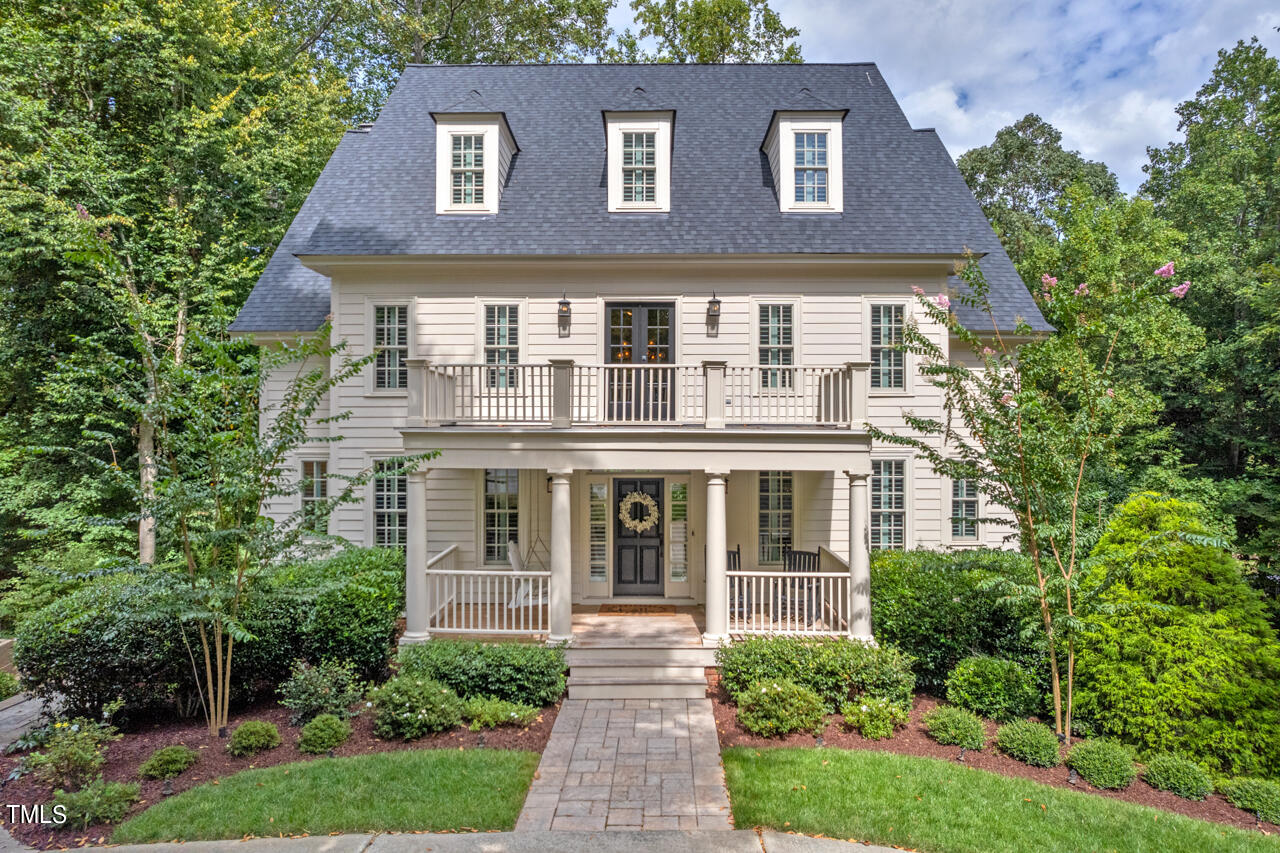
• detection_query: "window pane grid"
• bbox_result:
[793,132,829,203]
[301,460,327,535]
[373,461,407,548]
[870,304,905,389]
[589,483,609,582]
[870,459,906,550]
[374,305,408,389]
[952,478,979,539]
[758,471,793,564]
[622,132,656,203]
[483,469,519,563]
[759,304,794,389]
[450,134,484,205]
[484,304,519,388]
[669,482,689,582]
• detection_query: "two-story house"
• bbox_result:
[231,63,1049,666]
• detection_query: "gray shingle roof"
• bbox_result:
[231,63,1048,333]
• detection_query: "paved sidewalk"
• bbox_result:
[0,694,42,752]
[1,830,896,852]
[517,698,731,831]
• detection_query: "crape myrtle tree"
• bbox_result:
[872,254,1200,742]
[58,217,434,737]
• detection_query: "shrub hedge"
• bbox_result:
[996,720,1062,768]
[297,713,352,754]
[736,680,826,737]
[869,549,1044,692]
[945,656,1038,722]
[1221,777,1280,824]
[1067,739,1137,790]
[716,636,915,711]
[227,721,281,757]
[277,659,365,726]
[462,695,539,731]
[395,641,566,707]
[138,745,198,780]
[14,548,403,718]
[840,697,909,740]
[1142,753,1213,801]
[922,705,986,750]
[54,780,139,830]
[367,677,465,740]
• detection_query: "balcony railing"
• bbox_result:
[406,360,869,429]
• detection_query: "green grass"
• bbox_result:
[723,748,1280,853]
[113,749,539,843]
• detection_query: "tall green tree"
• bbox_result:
[603,0,801,63]
[959,114,1119,270]
[1142,38,1280,566]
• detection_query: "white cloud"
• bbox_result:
[767,0,1280,192]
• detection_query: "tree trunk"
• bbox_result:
[411,0,424,63]
[138,416,156,565]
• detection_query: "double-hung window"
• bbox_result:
[483,304,519,388]
[794,132,828,203]
[759,304,794,389]
[951,478,979,540]
[373,305,408,390]
[621,132,656,203]
[870,304,905,390]
[483,469,519,563]
[870,460,906,550]
[758,471,793,564]
[373,461,407,548]
[450,134,484,205]
[300,460,328,535]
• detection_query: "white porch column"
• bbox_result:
[400,468,431,645]
[847,471,873,640]
[703,470,730,643]
[548,469,574,644]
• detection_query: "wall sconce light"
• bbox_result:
[546,475,553,494]
[557,292,572,338]
[707,292,721,319]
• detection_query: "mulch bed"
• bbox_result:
[711,687,1280,837]
[0,699,559,850]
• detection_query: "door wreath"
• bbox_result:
[618,491,661,534]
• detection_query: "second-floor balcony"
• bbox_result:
[405,360,870,430]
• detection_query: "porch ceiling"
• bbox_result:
[400,425,871,473]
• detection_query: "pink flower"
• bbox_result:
[1041,291,1052,302]
[1170,281,1190,298]
[1074,282,1089,296]
[935,294,951,310]
[982,347,995,356]
[1106,388,1115,398]
[1154,262,1175,279]
[75,203,90,220]
[1000,392,1015,407]
[1041,273,1058,288]
[911,285,925,296]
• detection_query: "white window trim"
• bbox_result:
[367,457,409,549]
[476,468,521,566]
[946,475,983,547]
[749,297,802,395]
[434,117,502,215]
[297,452,331,539]
[755,470,796,567]
[864,297,913,396]
[666,476,692,589]
[606,112,672,213]
[582,474,613,593]
[868,454,912,551]
[472,297,529,378]
[775,113,843,214]
[365,299,413,396]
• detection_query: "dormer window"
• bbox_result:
[763,110,845,213]
[432,110,517,215]
[450,134,485,205]
[605,111,672,213]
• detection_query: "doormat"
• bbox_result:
[598,604,677,614]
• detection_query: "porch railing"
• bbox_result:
[407,359,869,429]
[426,555,551,636]
[726,569,852,636]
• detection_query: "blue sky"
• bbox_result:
[608,1,1280,193]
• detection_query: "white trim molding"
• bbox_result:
[763,111,845,214]
[433,113,517,216]
[605,111,673,213]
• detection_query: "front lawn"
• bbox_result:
[723,748,1280,853]
[113,749,539,843]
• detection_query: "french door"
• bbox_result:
[606,303,674,421]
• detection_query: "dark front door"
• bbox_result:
[606,303,674,421]
[613,477,664,596]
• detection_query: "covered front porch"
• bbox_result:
[398,428,875,646]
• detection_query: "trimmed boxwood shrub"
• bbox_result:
[1221,777,1280,824]
[1142,753,1213,800]
[870,549,1044,692]
[14,549,403,719]
[368,676,465,740]
[1074,495,1280,778]
[395,641,566,707]
[736,679,826,737]
[716,636,915,711]
[227,721,281,757]
[996,720,1062,768]
[138,745,198,780]
[945,656,1038,722]
[922,705,986,750]
[1067,739,1137,790]
[297,713,352,754]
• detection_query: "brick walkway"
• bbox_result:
[516,698,732,832]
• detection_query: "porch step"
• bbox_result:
[564,646,718,668]
[566,674,708,700]
[570,664,706,681]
